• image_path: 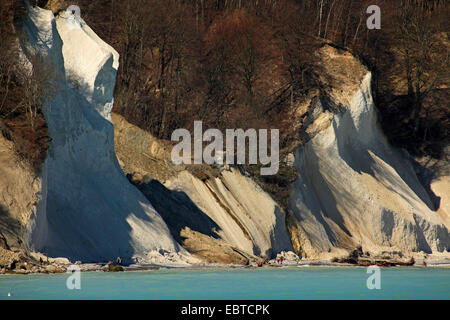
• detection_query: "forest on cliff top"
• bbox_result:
[0,0,449,175]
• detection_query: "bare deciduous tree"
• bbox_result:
[397,0,450,134]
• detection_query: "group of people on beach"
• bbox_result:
[276,255,302,264]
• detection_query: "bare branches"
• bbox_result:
[48,0,448,158]
[396,0,450,133]
[0,0,50,171]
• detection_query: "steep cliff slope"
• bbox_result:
[0,132,41,254]
[19,5,187,264]
[113,44,449,263]
[287,46,449,259]
[113,113,293,263]
[2,4,447,266]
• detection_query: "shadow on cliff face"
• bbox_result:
[375,89,450,160]
[409,156,443,211]
[130,177,221,244]
[0,204,23,250]
[35,70,167,265]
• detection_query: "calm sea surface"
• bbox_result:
[1,266,449,300]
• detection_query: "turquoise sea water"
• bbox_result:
[0,266,449,300]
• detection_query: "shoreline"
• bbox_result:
[2,258,450,275]
[2,247,450,275]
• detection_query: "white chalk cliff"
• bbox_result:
[113,113,293,262]
[20,6,187,264]
[165,168,293,258]
[288,71,450,259]
[112,44,449,263]
[5,5,447,266]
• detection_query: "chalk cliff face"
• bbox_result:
[287,58,449,259]
[165,168,293,259]
[113,45,449,263]
[113,113,293,263]
[20,6,186,264]
[0,133,41,254]
[2,5,447,266]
